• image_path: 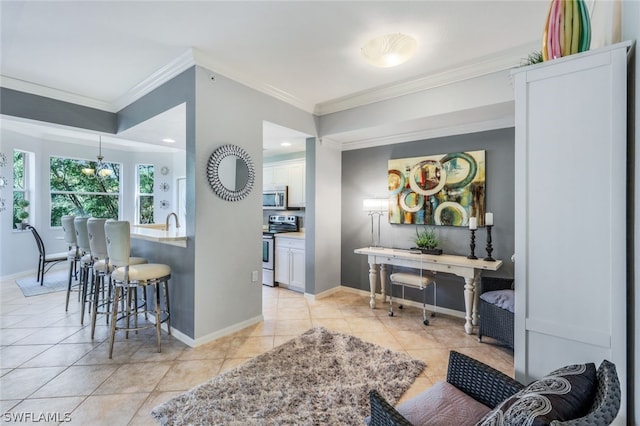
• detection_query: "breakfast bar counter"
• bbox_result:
[130,224,187,248]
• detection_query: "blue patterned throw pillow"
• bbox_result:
[476,363,596,426]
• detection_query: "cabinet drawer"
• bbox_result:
[276,237,305,250]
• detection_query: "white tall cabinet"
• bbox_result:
[512,41,630,423]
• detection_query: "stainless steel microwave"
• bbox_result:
[263,187,287,210]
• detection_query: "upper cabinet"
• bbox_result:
[264,159,306,208]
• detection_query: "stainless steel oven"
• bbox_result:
[262,233,275,286]
[262,215,299,287]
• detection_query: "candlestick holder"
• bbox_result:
[484,225,495,261]
[467,229,477,259]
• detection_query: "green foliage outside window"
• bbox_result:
[138,165,154,224]
[50,157,121,227]
[13,151,26,229]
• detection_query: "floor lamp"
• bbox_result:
[363,198,388,248]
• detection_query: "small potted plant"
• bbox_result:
[15,199,30,230]
[413,226,442,255]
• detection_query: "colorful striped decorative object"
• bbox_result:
[542,0,591,61]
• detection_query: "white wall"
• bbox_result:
[0,127,181,278]
[192,65,317,341]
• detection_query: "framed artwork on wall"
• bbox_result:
[388,150,486,226]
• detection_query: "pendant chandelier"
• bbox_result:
[82,136,112,177]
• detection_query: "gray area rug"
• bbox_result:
[15,269,70,297]
[152,326,426,425]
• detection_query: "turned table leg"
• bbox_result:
[380,264,387,304]
[463,277,476,334]
[368,262,378,309]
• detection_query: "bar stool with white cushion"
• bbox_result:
[105,220,171,358]
[61,215,82,311]
[388,271,437,326]
[74,217,93,325]
[87,218,147,339]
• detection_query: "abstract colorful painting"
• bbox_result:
[388,150,486,226]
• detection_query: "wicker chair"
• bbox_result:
[478,276,514,349]
[369,351,621,426]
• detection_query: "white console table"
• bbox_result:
[354,247,503,334]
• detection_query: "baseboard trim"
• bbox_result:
[304,286,342,301]
[189,315,264,348]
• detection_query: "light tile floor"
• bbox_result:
[1,276,513,425]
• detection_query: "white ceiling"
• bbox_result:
[0,1,548,152]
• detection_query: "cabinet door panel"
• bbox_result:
[289,248,305,291]
[275,246,290,284]
[513,43,628,422]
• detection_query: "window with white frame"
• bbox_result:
[49,156,121,226]
[136,164,154,224]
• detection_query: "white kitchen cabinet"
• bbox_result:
[264,159,305,208]
[275,236,305,292]
[512,41,630,422]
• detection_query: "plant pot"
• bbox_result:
[412,247,443,255]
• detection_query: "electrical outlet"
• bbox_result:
[251,270,258,282]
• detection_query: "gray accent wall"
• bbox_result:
[341,127,515,312]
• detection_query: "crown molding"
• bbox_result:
[0,75,116,112]
[314,41,540,116]
[338,116,514,152]
[112,49,196,111]
[190,49,315,114]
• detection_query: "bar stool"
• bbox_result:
[74,217,93,325]
[388,271,437,326]
[106,220,171,358]
[61,215,82,312]
[87,218,148,339]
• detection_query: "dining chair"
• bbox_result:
[105,220,171,358]
[26,225,68,285]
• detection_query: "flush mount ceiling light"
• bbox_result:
[162,138,176,143]
[361,33,417,68]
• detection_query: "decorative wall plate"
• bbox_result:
[0,153,7,168]
[160,200,170,209]
[0,198,5,212]
[160,166,170,175]
[160,182,170,192]
[0,176,7,189]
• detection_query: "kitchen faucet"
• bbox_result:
[166,212,180,230]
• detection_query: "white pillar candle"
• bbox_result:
[485,212,493,226]
[468,217,477,230]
